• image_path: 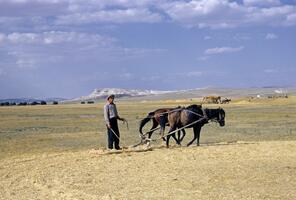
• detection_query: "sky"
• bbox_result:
[0,0,296,99]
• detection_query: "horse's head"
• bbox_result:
[217,108,225,127]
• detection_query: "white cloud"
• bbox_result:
[1,32,116,70]
[286,13,296,25]
[186,71,203,77]
[0,31,116,46]
[175,71,204,78]
[55,8,163,25]
[160,0,242,28]
[0,31,165,70]
[204,36,211,40]
[264,68,278,73]
[198,56,209,61]
[7,32,39,44]
[265,33,278,40]
[161,0,296,29]
[16,58,36,69]
[204,46,244,55]
[64,0,161,11]
[1,0,296,29]
[243,0,281,7]
[245,5,296,26]
[0,0,60,3]
[0,0,164,26]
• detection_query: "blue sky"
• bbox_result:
[0,0,296,98]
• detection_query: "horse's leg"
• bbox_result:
[159,115,167,141]
[177,131,181,142]
[166,126,176,148]
[142,119,158,146]
[179,129,186,143]
[194,126,202,146]
[187,127,197,147]
[172,132,180,145]
[148,119,158,139]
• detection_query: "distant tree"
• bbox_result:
[30,101,40,105]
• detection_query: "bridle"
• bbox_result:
[216,108,225,125]
[207,108,224,125]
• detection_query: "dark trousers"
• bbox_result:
[107,117,120,149]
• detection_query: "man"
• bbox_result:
[103,94,126,150]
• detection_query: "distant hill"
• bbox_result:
[66,87,296,103]
[69,88,174,102]
[2,87,296,104]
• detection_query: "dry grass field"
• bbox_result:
[1,97,296,199]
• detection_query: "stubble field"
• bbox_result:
[1,97,296,199]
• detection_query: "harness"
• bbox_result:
[139,107,209,141]
[202,109,208,121]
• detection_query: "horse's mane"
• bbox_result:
[186,104,202,110]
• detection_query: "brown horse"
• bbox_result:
[202,96,221,104]
[166,105,225,147]
[139,107,186,144]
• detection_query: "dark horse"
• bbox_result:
[166,105,225,147]
[139,107,186,144]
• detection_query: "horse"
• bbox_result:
[139,106,186,145]
[202,96,221,104]
[166,105,225,147]
[221,98,231,104]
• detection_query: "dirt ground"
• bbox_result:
[1,140,295,200]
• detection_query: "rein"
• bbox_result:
[123,119,129,130]
[145,117,207,142]
[144,108,184,119]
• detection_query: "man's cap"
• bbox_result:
[107,94,115,100]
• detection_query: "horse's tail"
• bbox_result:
[139,112,154,135]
